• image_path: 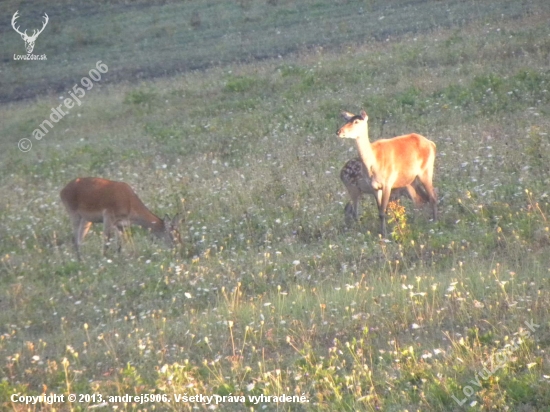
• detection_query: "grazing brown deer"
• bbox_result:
[340,157,431,225]
[60,177,181,259]
[337,110,437,236]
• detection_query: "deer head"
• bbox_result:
[163,214,183,246]
[12,11,49,54]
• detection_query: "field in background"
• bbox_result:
[0,0,545,102]
[1,0,550,410]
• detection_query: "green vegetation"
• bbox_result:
[1,0,550,410]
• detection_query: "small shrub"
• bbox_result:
[223,75,258,93]
[124,89,157,106]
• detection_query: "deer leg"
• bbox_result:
[344,202,355,225]
[344,185,362,225]
[79,221,92,260]
[78,220,92,243]
[102,213,116,256]
[115,223,125,253]
[375,188,392,237]
[412,178,431,204]
[405,184,421,206]
[417,174,438,221]
[71,217,92,260]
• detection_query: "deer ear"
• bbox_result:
[341,111,355,121]
[172,213,182,225]
[360,110,368,120]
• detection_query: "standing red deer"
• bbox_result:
[340,157,431,225]
[337,110,437,236]
[60,177,181,259]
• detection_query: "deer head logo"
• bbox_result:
[12,11,49,54]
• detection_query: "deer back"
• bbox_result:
[370,133,435,188]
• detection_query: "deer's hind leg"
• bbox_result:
[71,215,91,260]
[417,172,438,221]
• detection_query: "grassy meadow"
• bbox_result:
[1,0,550,410]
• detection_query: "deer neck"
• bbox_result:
[355,126,377,176]
[131,203,165,236]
